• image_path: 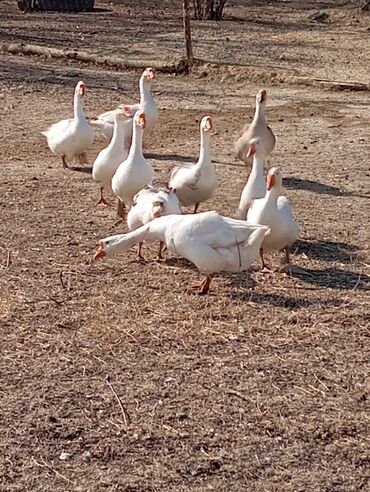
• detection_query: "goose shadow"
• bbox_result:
[70,166,92,174]
[284,177,344,196]
[289,267,369,291]
[229,290,345,308]
[294,239,360,263]
[145,153,194,163]
[284,177,370,199]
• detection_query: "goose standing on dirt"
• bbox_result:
[169,116,217,214]
[247,167,298,272]
[127,186,182,261]
[91,67,159,147]
[237,137,267,219]
[42,81,95,168]
[111,111,154,215]
[235,89,276,167]
[92,107,133,205]
[94,211,270,295]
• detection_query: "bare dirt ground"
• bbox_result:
[1,1,370,490]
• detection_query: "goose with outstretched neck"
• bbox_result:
[247,167,299,272]
[169,116,217,214]
[237,137,267,219]
[235,89,276,168]
[111,110,154,216]
[42,81,95,168]
[94,211,270,295]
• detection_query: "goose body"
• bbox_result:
[235,89,276,167]
[91,67,158,144]
[237,137,267,219]
[247,167,298,269]
[92,108,132,204]
[127,186,182,260]
[169,116,217,213]
[111,111,154,207]
[42,81,95,168]
[94,211,270,294]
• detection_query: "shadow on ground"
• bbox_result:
[295,239,360,263]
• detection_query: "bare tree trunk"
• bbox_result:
[183,0,194,72]
[192,0,227,20]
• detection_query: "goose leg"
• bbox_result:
[277,247,308,275]
[61,155,69,169]
[97,187,109,206]
[157,241,165,261]
[193,203,200,214]
[260,248,273,273]
[117,199,126,219]
[136,242,146,263]
[78,152,88,165]
[186,274,214,295]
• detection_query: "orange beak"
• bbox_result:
[147,68,156,79]
[122,105,133,117]
[137,113,146,129]
[258,89,266,103]
[79,84,85,96]
[266,174,276,191]
[247,143,255,158]
[94,243,106,260]
[204,117,212,131]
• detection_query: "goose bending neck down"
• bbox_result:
[94,211,270,295]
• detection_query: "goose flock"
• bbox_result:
[42,68,299,295]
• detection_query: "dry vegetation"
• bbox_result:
[0,0,369,490]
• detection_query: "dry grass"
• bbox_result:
[1,0,370,491]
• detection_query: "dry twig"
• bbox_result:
[105,375,131,429]
[31,457,75,485]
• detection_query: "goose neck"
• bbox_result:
[254,102,266,121]
[198,130,211,164]
[140,79,152,105]
[128,123,144,159]
[73,93,85,122]
[110,118,126,148]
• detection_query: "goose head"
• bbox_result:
[152,200,164,218]
[200,115,212,132]
[75,81,86,97]
[246,136,266,159]
[113,105,135,122]
[256,89,267,106]
[94,236,123,259]
[141,67,156,86]
[134,111,146,129]
[266,166,283,191]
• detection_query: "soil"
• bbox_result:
[0,1,369,491]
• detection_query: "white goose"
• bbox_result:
[247,167,298,271]
[169,116,217,213]
[94,211,270,295]
[237,137,267,219]
[127,186,182,261]
[92,107,133,205]
[42,81,95,168]
[235,89,276,167]
[111,111,154,213]
[91,67,158,146]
